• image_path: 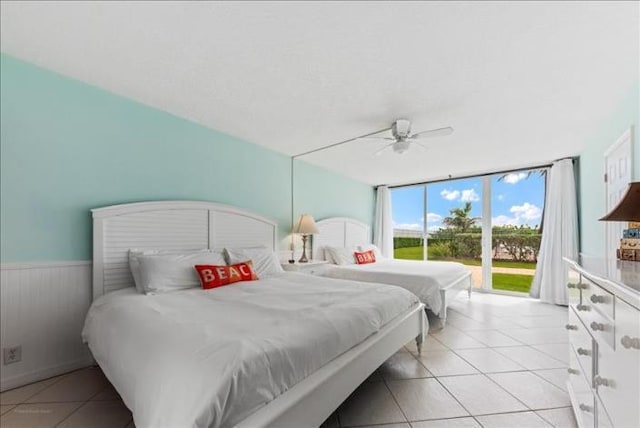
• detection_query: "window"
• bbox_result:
[391,168,546,294]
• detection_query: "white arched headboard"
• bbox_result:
[91,201,277,299]
[312,217,371,261]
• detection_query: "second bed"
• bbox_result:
[313,217,472,324]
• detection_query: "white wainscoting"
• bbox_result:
[0,261,94,391]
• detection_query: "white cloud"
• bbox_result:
[503,173,527,184]
[497,194,505,201]
[440,188,478,202]
[440,189,460,200]
[491,215,519,227]
[460,189,480,202]
[492,202,542,226]
[393,222,423,231]
[426,213,442,223]
[510,202,542,221]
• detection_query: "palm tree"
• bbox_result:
[443,202,479,232]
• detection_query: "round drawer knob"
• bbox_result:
[621,335,640,350]
[576,304,590,312]
[565,324,578,330]
[590,294,606,304]
[579,403,593,413]
[567,368,580,375]
[567,283,577,289]
[577,347,590,356]
[594,375,611,387]
[577,283,588,290]
[590,321,605,331]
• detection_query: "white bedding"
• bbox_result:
[82,272,420,428]
[324,259,471,316]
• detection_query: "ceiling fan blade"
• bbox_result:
[410,126,454,139]
[356,137,395,142]
[373,143,394,157]
[413,141,429,151]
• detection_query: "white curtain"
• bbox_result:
[530,159,579,304]
[374,186,394,258]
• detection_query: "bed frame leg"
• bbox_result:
[416,307,425,355]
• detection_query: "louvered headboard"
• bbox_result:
[91,201,277,299]
[312,217,371,261]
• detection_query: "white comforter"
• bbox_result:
[82,272,419,428]
[324,259,470,316]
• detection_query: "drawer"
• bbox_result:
[583,307,615,351]
[597,297,640,428]
[567,268,582,307]
[581,277,614,321]
[568,308,595,384]
[568,349,595,428]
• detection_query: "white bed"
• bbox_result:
[86,201,426,428]
[312,217,472,324]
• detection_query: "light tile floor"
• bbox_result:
[0,293,578,428]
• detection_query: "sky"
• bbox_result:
[391,171,546,233]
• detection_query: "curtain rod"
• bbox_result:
[381,157,576,189]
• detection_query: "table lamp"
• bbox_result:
[293,214,318,263]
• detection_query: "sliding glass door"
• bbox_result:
[391,168,545,294]
[392,185,426,260]
[489,171,545,293]
[425,177,483,288]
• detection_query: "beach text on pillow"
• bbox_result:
[354,249,376,265]
[195,262,258,289]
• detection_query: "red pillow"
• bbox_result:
[354,250,376,265]
[194,261,258,289]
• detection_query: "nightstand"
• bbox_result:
[281,260,329,276]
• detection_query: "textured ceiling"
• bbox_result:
[1,1,638,185]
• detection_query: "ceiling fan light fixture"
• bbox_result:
[393,140,411,154]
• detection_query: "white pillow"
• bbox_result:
[136,250,226,294]
[358,244,383,261]
[325,246,356,265]
[224,246,284,277]
[129,248,210,293]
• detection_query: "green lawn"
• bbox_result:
[492,273,533,293]
[394,246,425,260]
[394,246,536,270]
[394,246,534,293]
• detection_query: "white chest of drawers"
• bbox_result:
[565,257,640,428]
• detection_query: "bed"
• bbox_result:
[84,201,426,428]
[312,217,472,325]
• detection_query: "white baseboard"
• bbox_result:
[0,355,94,392]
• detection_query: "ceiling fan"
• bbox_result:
[358,119,454,156]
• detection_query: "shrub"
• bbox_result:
[394,237,423,249]
[428,242,452,259]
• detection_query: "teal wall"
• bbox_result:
[293,160,374,223]
[578,82,640,257]
[0,54,374,262]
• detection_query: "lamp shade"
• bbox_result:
[599,182,640,221]
[293,214,319,234]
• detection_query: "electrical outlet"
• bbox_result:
[3,346,22,365]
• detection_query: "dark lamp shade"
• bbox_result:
[599,182,640,221]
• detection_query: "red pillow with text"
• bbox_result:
[194,261,258,289]
[354,249,376,265]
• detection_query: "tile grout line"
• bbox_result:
[381,379,410,426]
[444,334,551,414]
[1,372,70,406]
